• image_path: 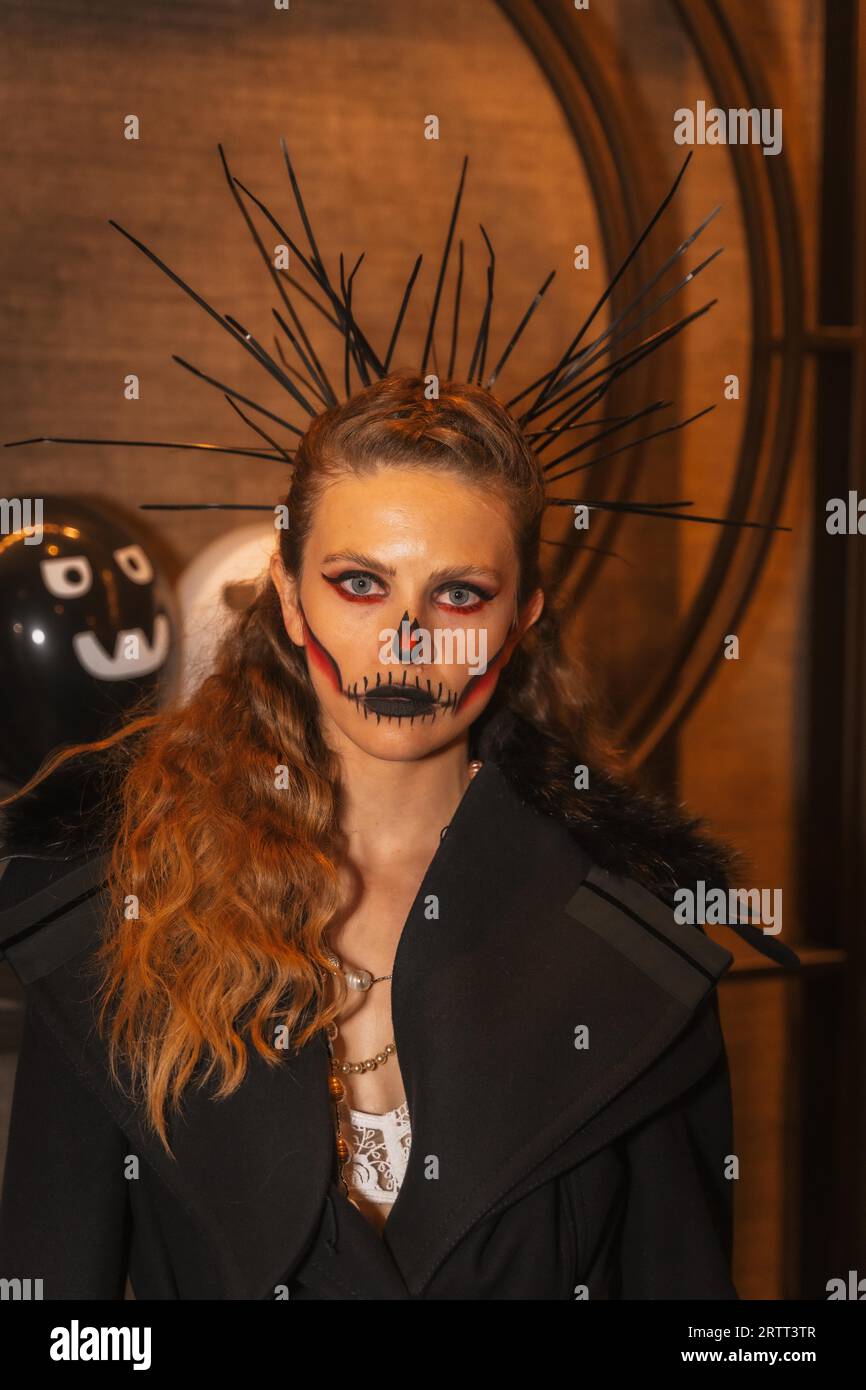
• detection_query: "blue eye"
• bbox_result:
[345,575,375,596]
[436,583,494,612]
[322,570,386,600]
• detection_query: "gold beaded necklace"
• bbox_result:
[324,759,483,1207]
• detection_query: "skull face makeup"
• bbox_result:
[270,467,544,761]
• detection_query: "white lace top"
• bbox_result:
[346,1100,412,1223]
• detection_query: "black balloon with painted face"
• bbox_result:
[0,495,178,785]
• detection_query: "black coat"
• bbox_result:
[0,728,800,1300]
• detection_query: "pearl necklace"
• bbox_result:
[324,759,483,1206]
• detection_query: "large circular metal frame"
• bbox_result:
[496,0,803,772]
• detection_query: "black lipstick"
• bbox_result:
[343,673,456,721]
[363,685,438,718]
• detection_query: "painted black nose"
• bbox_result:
[393,610,423,663]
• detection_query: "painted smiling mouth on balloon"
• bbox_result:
[72,615,171,680]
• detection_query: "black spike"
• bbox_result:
[467,223,495,385]
[271,329,331,409]
[339,251,372,388]
[420,155,468,376]
[545,496,792,532]
[485,268,555,390]
[105,216,314,416]
[233,173,334,305]
[521,152,696,417]
[447,239,464,381]
[269,305,338,408]
[4,436,285,461]
[277,143,385,380]
[544,405,715,487]
[540,399,672,473]
[217,143,336,409]
[222,312,318,415]
[522,247,722,425]
[279,137,330,283]
[385,254,423,372]
[531,300,718,445]
[277,268,342,330]
[171,354,304,435]
[221,394,295,466]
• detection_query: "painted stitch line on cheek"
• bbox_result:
[300,608,343,694]
[454,635,510,714]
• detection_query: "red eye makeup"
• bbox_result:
[321,570,387,603]
[321,569,496,612]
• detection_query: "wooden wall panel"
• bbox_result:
[0,0,825,1298]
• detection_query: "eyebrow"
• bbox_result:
[320,550,503,586]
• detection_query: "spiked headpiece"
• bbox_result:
[7,142,788,545]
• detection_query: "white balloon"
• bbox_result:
[175,523,278,700]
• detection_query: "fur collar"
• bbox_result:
[476,709,741,899]
[1,709,738,896]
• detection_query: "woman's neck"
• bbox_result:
[333,735,475,872]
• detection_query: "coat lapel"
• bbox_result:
[379,760,734,1293]
[0,758,734,1300]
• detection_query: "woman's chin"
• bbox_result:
[328,711,470,762]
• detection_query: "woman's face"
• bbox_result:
[270,466,544,763]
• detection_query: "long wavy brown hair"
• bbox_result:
[2,369,620,1154]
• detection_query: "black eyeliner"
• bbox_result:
[321,571,496,603]
[435,582,497,603]
[321,568,385,589]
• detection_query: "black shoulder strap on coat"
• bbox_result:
[0,851,110,984]
[565,864,735,1010]
[569,862,800,981]
[638,866,802,970]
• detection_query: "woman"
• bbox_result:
[0,370,794,1300]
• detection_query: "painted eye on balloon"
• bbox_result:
[39,555,93,598]
[114,544,154,585]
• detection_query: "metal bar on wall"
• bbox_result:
[798,0,863,1298]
